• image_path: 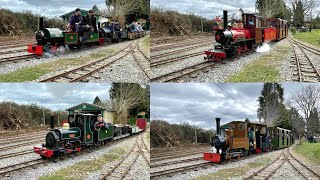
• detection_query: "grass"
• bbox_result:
[293,29,320,48]
[226,44,291,82]
[0,48,115,82]
[39,147,126,180]
[293,141,320,165]
[141,36,150,51]
[194,158,269,180]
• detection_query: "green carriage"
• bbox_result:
[268,127,293,149]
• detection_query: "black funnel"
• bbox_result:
[223,10,228,29]
[216,118,221,135]
[50,114,54,129]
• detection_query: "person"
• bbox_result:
[248,18,254,25]
[68,8,83,32]
[94,114,109,131]
[113,20,122,39]
[128,21,136,32]
[137,23,144,32]
[248,127,254,147]
[82,9,97,42]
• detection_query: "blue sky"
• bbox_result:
[150,83,317,130]
[0,83,111,111]
[0,0,106,18]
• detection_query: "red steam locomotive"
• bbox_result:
[204,10,288,62]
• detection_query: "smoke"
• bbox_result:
[256,43,271,53]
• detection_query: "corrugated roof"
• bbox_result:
[66,102,111,111]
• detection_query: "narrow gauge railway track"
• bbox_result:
[0,49,26,55]
[151,151,204,162]
[151,51,204,67]
[0,54,39,64]
[0,158,45,176]
[150,161,212,179]
[151,42,210,60]
[39,42,136,83]
[138,46,150,62]
[289,37,320,56]
[286,148,320,179]
[151,61,215,82]
[131,44,151,80]
[0,134,46,145]
[0,43,33,50]
[151,157,203,168]
[0,149,34,160]
[139,135,150,166]
[0,139,43,151]
[151,148,208,159]
[0,131,47,141]
[100,136,140,180]
[288,38,320,82]
[0,40,33,46]
[244,150,285,179]
[142,132,150,153]
[151,39,209,52]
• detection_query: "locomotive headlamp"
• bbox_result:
[105,130,108,133]
[210,146,217,153]
[219,149,222,154]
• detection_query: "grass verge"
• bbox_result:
[227,44,291,82]
[0,49,115,82]
[293,141,320,165]
[39,147,126,180]
[141,36,150,51]
[194,158,270,180]
[293,29,320,48]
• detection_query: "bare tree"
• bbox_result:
[102,0,140,26]
[287,0,318,26]
[110,83,144,124]
[290,85,320,135]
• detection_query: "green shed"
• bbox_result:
[66,103,115,124]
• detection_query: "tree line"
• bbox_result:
[256,0,319,28]
[151,7,214,37]
[0,102,67,130]
[258,83,320,138]
[150,120,212,148]
[0,8,64,36]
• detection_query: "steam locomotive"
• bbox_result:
[204,10,288,62]
[203,118,293,162]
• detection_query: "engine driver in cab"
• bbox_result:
[94,114,109,131]
[68,8,83,33]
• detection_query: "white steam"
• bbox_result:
[233,9,243,21]
[256,43,271,53]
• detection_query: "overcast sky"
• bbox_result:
[0,83,110,111]
[150,83,316,130]
[0,0,106,18]
[151,0,320,19]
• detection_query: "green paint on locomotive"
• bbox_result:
[83,115,93,143]
[60,128,81,140]
[64,33,78,44]
[84,33,99,43]
[98,125,114,141]
[42,28,64,38]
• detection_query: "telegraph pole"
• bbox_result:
[43,108,45,126]
[195,128,198,146]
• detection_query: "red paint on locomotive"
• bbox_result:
[27,44,43,56]
[203,152,221,163]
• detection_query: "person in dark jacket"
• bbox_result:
[94,114,108,131]
[68,8,83,32]
[82,9,97,42]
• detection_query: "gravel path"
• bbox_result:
[1,135,138,179]
[158,149,283,180]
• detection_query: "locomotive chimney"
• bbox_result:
[39,17,44,30]
[50,114,54,129]
[216,118,221,135]
[223,10,228,29]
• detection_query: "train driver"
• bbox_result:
[248,18,254,25]
[82,9,97,42]
[248,127,254,147]
[94,114,109,131]
[68,8,83,33]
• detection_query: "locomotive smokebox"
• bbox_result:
[223,10,228,29]
[216,118,221,135]
[39,17,44,30]
[50,114,54,129]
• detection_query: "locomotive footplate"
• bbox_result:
[34,146,81,158]
[204,49,226,62]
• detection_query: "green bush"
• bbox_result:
[290,26,296,35]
